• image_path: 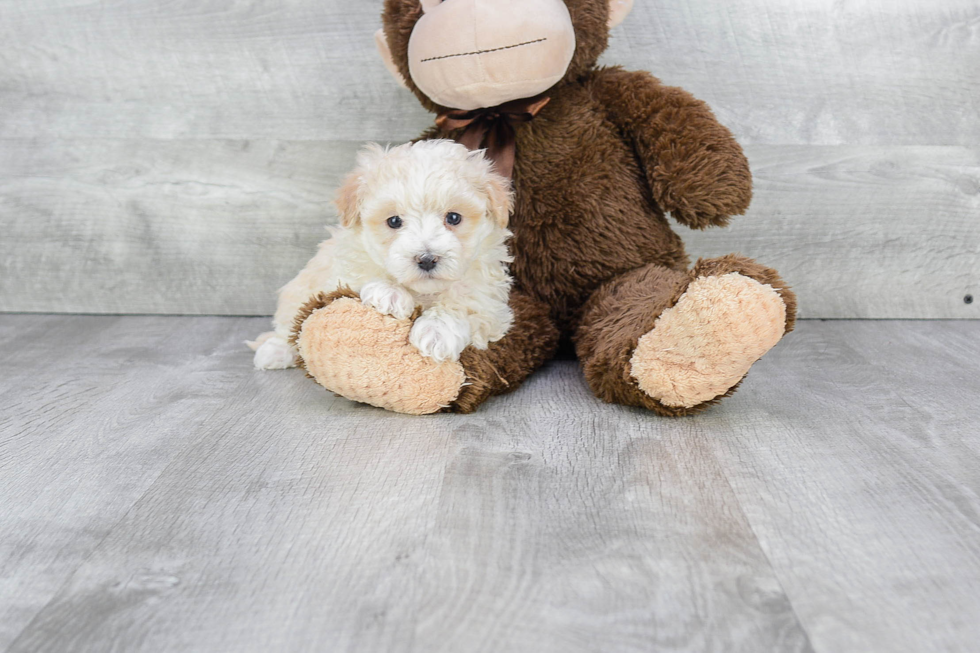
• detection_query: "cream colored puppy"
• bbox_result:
[250,140,514,369]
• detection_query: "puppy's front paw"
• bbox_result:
[360,281,416,320]
[253,335,298,370]
[409,310,471,362]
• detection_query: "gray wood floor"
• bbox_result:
[1,315,979,653]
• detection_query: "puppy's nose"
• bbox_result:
[416,254,439,272]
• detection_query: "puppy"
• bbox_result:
[250,140,514,369]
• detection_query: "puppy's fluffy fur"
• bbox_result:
[251,140,514,369]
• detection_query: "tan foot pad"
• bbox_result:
[630,273,787,408]
[296,298,465,415]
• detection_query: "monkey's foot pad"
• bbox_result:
[296,298,465,415]
[630,272,787,408]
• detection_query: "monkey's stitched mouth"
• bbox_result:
[420,37,548,63]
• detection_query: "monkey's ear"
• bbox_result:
[608,0,634,28]
[374,28,408,89]
[335,170,363,228]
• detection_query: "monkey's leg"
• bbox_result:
[293,288,559,415]
[574,256,796,416]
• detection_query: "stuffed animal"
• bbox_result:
[290,0,796,415]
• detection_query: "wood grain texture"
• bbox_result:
[1,0,978,316]
[1,0,977,144]
[608,0,980,147]
[2,316,979,652]
[0,139,358,315]
[1,315,814,653]
[700,320,980,653]
[684,146,980,319]
[2,142,977,318]
[0,0,430,143]
[0,315,265,649]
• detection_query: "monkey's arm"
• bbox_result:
[589,66,752,229]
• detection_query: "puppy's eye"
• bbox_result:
[386,216,403,229]
[445,212,462,226]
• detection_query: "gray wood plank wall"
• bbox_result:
[1,0,978,317]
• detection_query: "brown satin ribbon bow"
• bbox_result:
[435,94,551,180]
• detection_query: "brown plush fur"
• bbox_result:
[451,290,561,413]
[322,0,799,414]
[576,255,795,416]
[395,0,758,333]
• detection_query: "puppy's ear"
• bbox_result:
[337,143,388,228]
[485,171,514,229]
[335,170,362,228]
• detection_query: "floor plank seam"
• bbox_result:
[712,451,819,653]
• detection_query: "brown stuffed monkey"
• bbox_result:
[292,0,797,415]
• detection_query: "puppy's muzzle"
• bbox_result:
[416,253,440,272]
